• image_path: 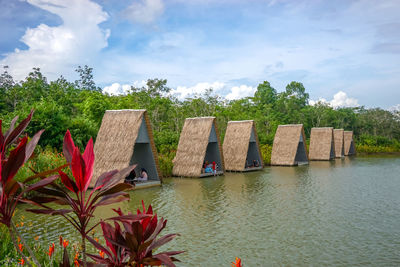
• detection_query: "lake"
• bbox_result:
[16,155,400,266]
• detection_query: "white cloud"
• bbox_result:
[330,91,359,108]
[103,80,147,95]
[169,82,225,100]
[124,0,164,24]
[0,0,110,81]
[103,83,131,95]
[310,91,359,108]
[225,85,256,100]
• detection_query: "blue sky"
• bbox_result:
[0,0,399,108]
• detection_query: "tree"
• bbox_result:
[254,81,277,106]
[75,65,99,91]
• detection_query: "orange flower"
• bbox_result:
[47,243,55,258]
[74,252,80,267]
[231,257,242,267]
[63,239,69,248]
[99,250,105,258]
[95,237,99,242]
[18,243,23,252]
[18,258,25,265]
[17,236,21,243]
[34,236,39,241]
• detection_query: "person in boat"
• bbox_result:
[135,168,148,182]
[125,169,136,184]
[204,161,213,173]
[212,161,217,175]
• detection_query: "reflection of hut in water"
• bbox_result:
[90,110,161,189]
[172,117,224,177]
[222,120,263,172]
[271,124,309,166]
[333,129,345,158]
[308,127,335,161]
[344,131,356,156]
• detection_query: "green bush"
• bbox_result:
[260,144,272,165]
[158,151,176,177]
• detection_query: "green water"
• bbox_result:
[16,156,400,266]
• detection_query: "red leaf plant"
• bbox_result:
[86,201,183,267]
[0,110,59,267]
[26,130,138,266]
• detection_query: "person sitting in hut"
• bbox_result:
[253,159,260,167]
[125,169,136,185]
[212,161,217,175]
[135,168,148,182]
[204,161,213,173]
[245,159,253,168]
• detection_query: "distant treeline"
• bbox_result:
[1,65,400,162]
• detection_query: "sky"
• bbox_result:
[0,0,399,109]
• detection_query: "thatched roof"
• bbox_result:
[271,124,308,166]
[89,109,161,187]
[344,131,356,155]
[309,127,335,161]
[222,120,263,171]
[333,129,345,158]
[172,117,224,177]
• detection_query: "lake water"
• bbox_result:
[16,156,400,266]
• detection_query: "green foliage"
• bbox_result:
[1,67,400,175]
[158,151,176,177]
[260,144,272,165]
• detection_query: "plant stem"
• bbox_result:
[82,234,87,267]
[11,221,41,267]
[8,227,33,267]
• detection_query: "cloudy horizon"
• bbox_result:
[1,0,399,109]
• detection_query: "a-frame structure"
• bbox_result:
[90,109,161,189]
[344,131,356,156]
[172,117,224,177]
[271,124,309,166]
[334,129,345,158]
[309,127,335,161]
[223,120,263,172]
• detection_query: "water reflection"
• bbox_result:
[15,156,400,266]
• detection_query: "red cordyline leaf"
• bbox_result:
[1,137,27,184]
[85,202,183,266]
[63,130,75,164]
[71,147,85,192]
[58,170,78,193]
[25,129,134,266]
[82,138,94,191]
[3,110,34,152]
[63,130,95,193]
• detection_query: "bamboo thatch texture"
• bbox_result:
[309,127,335,161]
[222,120,263,171]
[271,124,308,166]
[344,131,356,155]
[172,117,224,177]
[89,109,160,187]
[333,129,345,158]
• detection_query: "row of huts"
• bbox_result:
[89,109,356,189]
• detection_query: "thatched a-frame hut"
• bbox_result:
[334,129,345,158]
[271,124,308,166]
[89,110,161,189]
[344,131,356,156]
[222,120,263,172]
[308,127,335,161]
[172,117,224,177]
